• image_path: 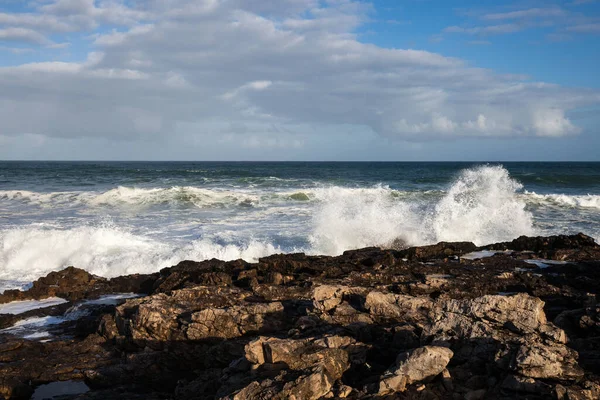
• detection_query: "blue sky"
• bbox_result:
[364,0,600,88]
[0,0,599,160]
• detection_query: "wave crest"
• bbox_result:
[0,223,286,284]
[310,166,535,254]
[524,191,600,210]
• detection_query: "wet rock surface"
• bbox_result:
[1,233,600,399]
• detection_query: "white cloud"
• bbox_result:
[444,5,600,42]
[532,109,580,137]
[482,7,567,20]
[0,0,597,147]
[567,23,600,33]
[0,27,51,45]
[0,12,73,32]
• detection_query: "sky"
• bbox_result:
[0,0,599,161]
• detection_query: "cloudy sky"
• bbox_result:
[0,0,599,161]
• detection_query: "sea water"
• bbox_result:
[1,161,599,291]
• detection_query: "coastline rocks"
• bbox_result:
[378,346,454,395]
[0,266,157,305]
[485,233,600,261]
[228,335,354,400]
[0,233,599,399]
[113,287,294,342]
[397,241,477,261]
[514,342,584,380]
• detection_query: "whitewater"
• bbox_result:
[1,162,599,291]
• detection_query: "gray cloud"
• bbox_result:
[0,27,52,44]
[482,7,567,20]
[0,0,598,149]
[443,5,600,42]
[567,23,600,32]
[444,24,522,35]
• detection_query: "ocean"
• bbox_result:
[1,161,599,292]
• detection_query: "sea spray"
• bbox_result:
[523,191,600,210]
[310,165,535,252]
[308,185,425,255]
[431,165,535,244]
[1,162,598,290]
[0,223,287,285]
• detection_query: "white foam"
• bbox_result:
[88,186,262,208]
[524,192,600,210]
[24,331,51,339]
[462,250,513,260]
[0,166,578,284]
[0,297,68,315]
[0,186,299,209]
[523,259,569,269]
[309,185,424,255]
[0,293,142,339]
[82,293,140,305]
[0,223,289,281]
[7,315,64,329]
[309,166,535,254]
[0,190,90,206]
[431,166,534,244]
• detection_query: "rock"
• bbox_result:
[423,293,557,341]
[186,301,286,340]
[229,335,352,400]
[441,368,453,392]
[152,259,244,293]
[337,384,353,398]
[114,286,293,342]
[365,291,433,322]
[313,285,353,312]
[398,242,477,261]
[501,374,552,395]
[485,233,598,254]
[1,234,600,399]
[514,342,584,381]
[378,346,454,395]
[0,267,158,305]
[464,389,487,400]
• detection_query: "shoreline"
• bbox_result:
[1,233,600,399]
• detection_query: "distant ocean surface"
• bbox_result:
[1,161,599,292]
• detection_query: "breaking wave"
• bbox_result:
[309,165,535,254]
[0,187,301,209]
[523,192,600,210]
[0,223,287,285]
[1,165,583,286]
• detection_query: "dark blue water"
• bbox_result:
[0,162,599,289]
[2,161,600,193]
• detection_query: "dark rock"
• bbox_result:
[1,234,600,399]
[485,233,598,255]
[397,241,477,261]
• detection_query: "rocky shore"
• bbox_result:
[1,233,600,399]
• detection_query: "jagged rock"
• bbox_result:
[365,291,432,322]
[514,342,584,380]
[0,335,113,399]
[485,233,598,254]
[397,241,477,261]
[423,293,559,341]
[1,234,599,399]
[378,346,454,395]
[152,259,246,293]
[0,266,157,305]
[312,285,372,325]
[114,286,291,342]
[228,335,352,400]
[501,374,552,395]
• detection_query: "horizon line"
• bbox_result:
[1,160,600,163]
